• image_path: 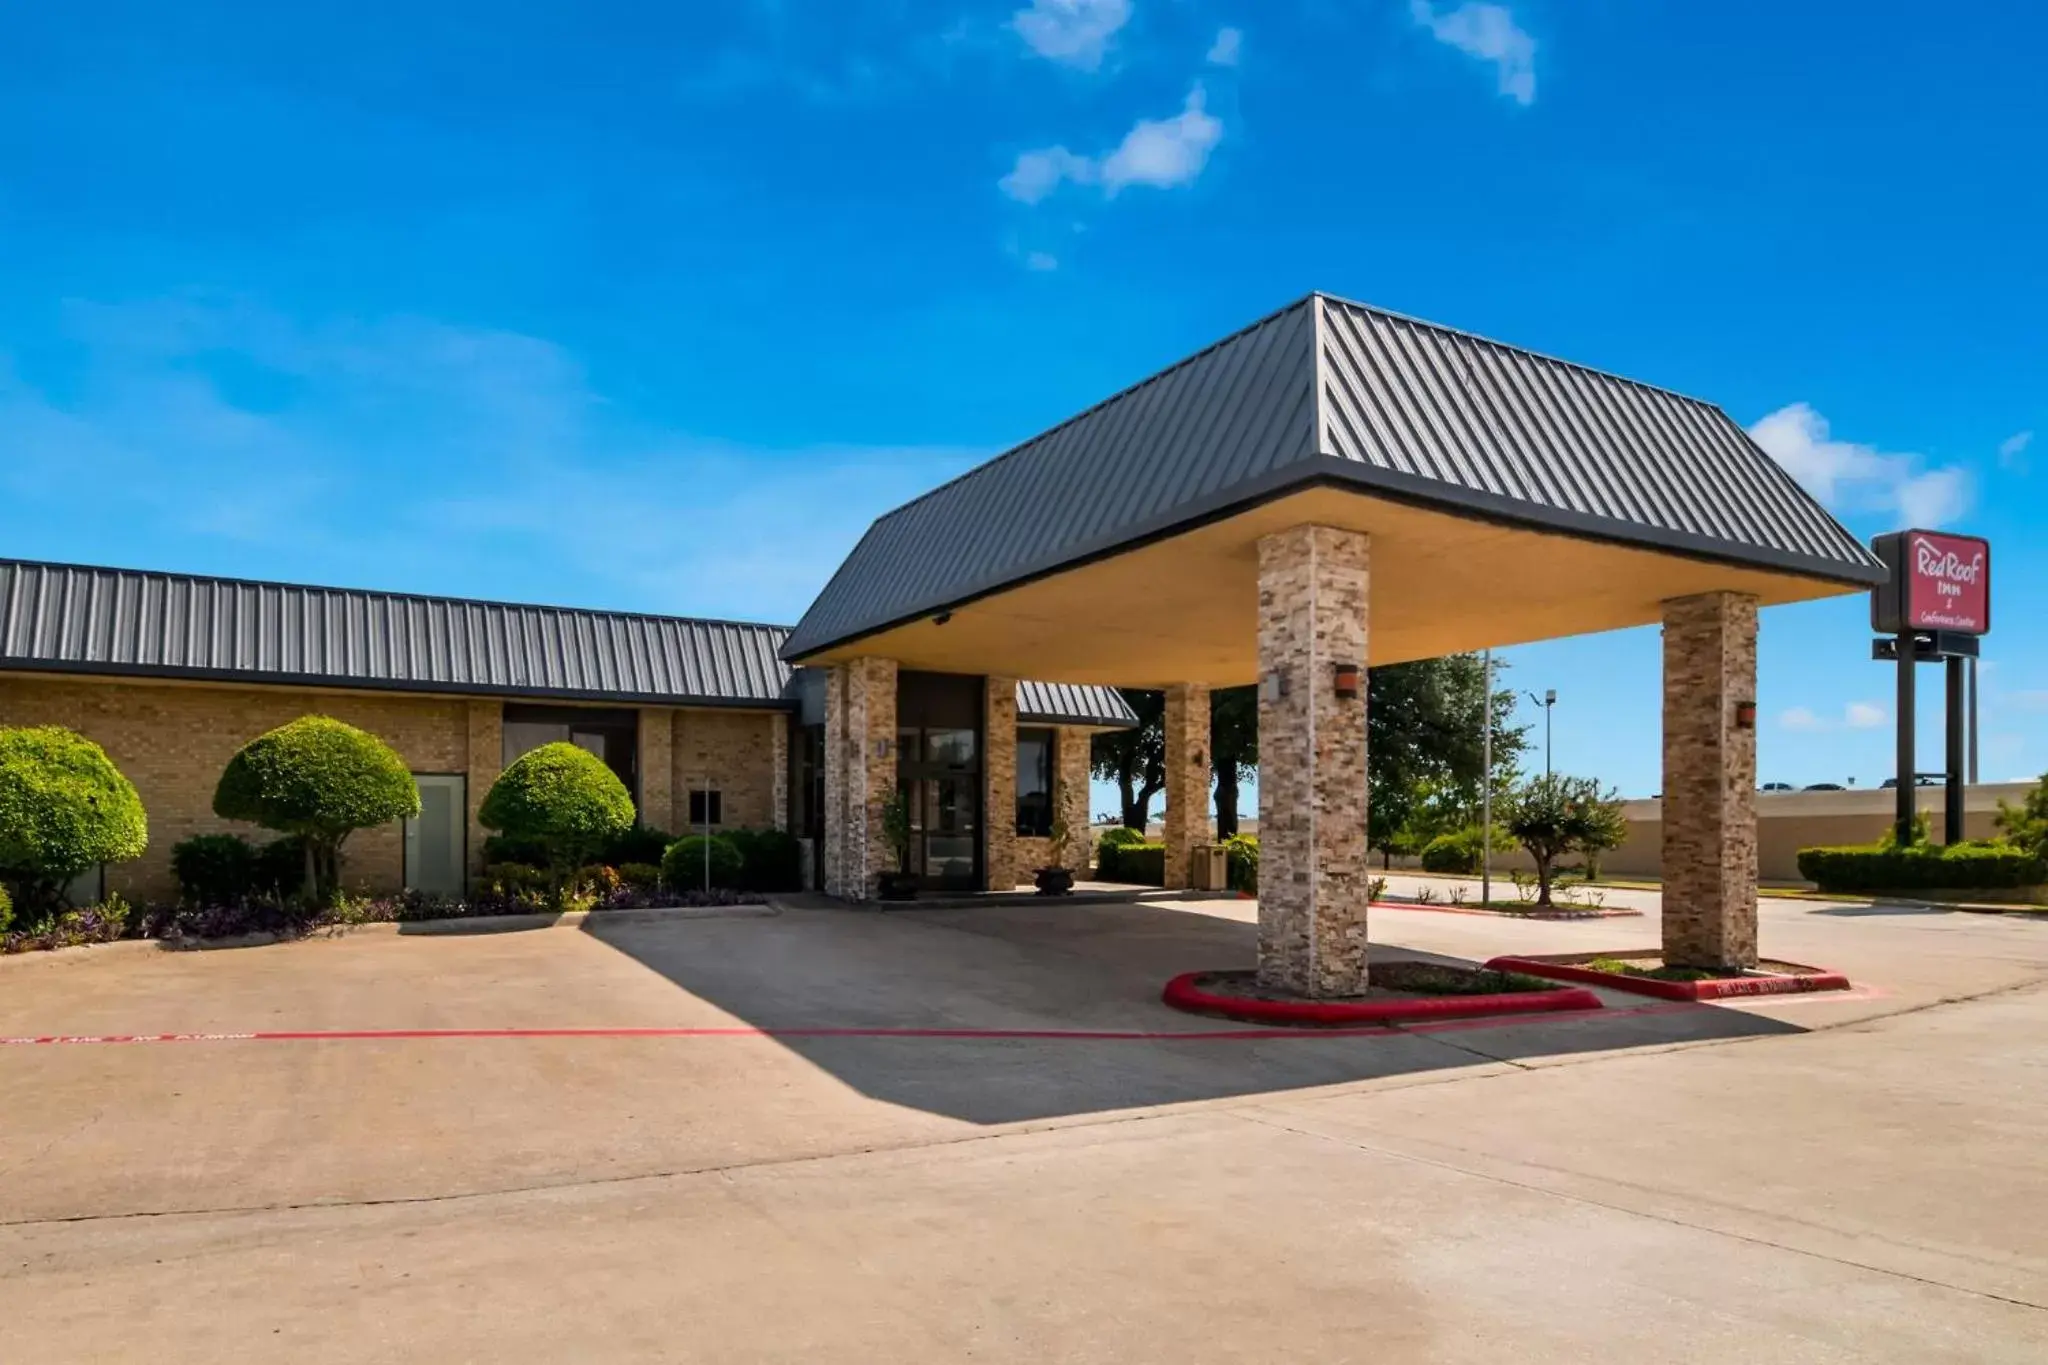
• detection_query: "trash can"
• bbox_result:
[1190,844,1229,891]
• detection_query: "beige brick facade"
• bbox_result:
[0,674,792,902]
[1660,591,1760,969]
[0,674,469,903]
[984,677,1020,891]
[1255,525,1371,997]
[1161,683,1211,891]
[822,658,897,899]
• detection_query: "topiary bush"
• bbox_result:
[0,725,149,922]
[1796,841,2046,894]
[1098,826,1149,851]
[1222,833,1259,893]
[1097,841,1166,886]
[214,716,419,904]
[726,826,803,892]
[663,833,744,890]
[477,742,635,899]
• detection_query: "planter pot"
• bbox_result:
[877,871,920,902]
[1033,867,1075,897]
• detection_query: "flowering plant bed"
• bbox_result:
[1161,962,1603,1027]
[1374,897,1642,921]
[1483,952,1851,1002]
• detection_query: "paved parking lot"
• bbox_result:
[3,887,2044,1362]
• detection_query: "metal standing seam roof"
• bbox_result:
[0,559,1139,725]
[783,292,1885,660]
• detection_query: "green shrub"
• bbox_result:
[253,836,309,899]
[483,861,549,896]
[171,834,258,905]
[1222,833,1259,892]
[726,826,803,892]
[663,834,744,890]
[604,823,674,867]
[617,861,663,891]
[1796,841,2046,893]
[1097,841,1166,886]
[1420,827,1480,874]
[214,716,418,903]
[1995,774,2048,860]
[0,725,149,920]
[477,742,635,895]
[1097,826,1149,851]
[481,832,551,867]
[0,883,11,934]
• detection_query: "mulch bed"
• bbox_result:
[1484,952,1852,1002]
[1161,962,1603,1027]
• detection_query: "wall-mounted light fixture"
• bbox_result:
[873,737,894,758]
[1332,663,1361,699]
[932,611,953,626]
[1260,669,1290,702]
[1734,699,1757,730]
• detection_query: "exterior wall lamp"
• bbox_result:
[1734,700,1757,730]
[1260,669,1290,702]
[1332,663,1361,699]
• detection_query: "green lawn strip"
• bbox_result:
[1580,956,1726,983]
[1370,961,1562,995]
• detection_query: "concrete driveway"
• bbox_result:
[2,890,2044,1362]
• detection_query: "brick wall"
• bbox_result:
[0,674,470,902]
[670,709,783,834]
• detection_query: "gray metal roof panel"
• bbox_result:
[0,560,795,708]
[783,293,1882,659]
[1016,680,1139,728]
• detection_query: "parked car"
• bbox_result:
[1760,782,1795,792]
[1803,783,1846,791]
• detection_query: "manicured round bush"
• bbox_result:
[617,861,663,892]
[0,725,149,916]
[478,742,635,885]
[603,823,674,867]
[215,716,419,902]
[662,834,743,890]
[726,826,803,892]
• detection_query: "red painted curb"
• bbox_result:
[1483,955,1852,1001]
[1160,971,1603,1026]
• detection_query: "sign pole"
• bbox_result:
[1968,655,1980,785]
[1946,654,1966,846]
[1481,649,1493,909]
[1895,630,1915,846]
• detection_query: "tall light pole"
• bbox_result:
[1527,689,1557,779]
[1481,650,1494,907]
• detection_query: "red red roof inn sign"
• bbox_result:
[1872,530,1991,636]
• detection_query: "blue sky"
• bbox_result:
[2,0,2043,806]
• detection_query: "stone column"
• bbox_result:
[1256,525,1371,997]
[983,677,1019,890]
[1661,592,1760,970]
[1162,683,1212,889]
[1055,727,1093,876]
[770,713,790,832]
[823,659,898,900]
[637,707,675,831]
[465,701,502,885]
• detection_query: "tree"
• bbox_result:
[214,716,420,904]
[0,726,149,920]
[478,742,635,899]
[1210,685,1257,837]
[1365,655,1528,862]
[1504,773,1623,906]
[1090,689,1166,830]
[1995,773,2048,859]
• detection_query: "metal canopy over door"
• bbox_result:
[405,774,467,896]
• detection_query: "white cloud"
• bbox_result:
[1012,0,1130,71]
[1024,250,1061,271]
[1207,26,1243,67]
[1844,701,1887,730]
[1001,87,1223,202]
[1748,402,1974,528]
[1780,707,1826,732]
[1410,2,1536,106]
[1101,87,1223,193]
[1999,429,2033,470]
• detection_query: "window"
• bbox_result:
[688,789,723,827]
[1016,727,1053,837]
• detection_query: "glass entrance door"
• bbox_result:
[897,725,981,890]
[404,774,467,897]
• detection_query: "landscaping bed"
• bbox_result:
[1375,896,1642,920]
[1483,952,1851,1002]
[1161,961,1603,1026]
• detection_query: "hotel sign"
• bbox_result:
[1871,530,1990,636]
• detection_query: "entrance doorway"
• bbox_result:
[895,671,984,891]
[405,774,467,896]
